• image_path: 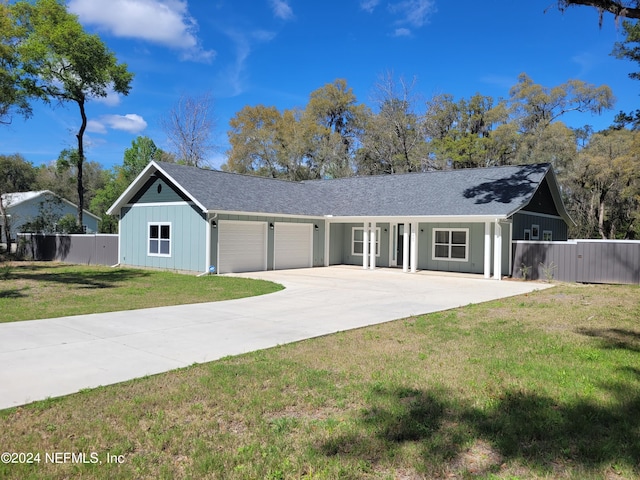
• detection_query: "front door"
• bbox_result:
[390,223,405,267]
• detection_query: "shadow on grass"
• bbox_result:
[577,328,640,352]
[9,265,151,289]
[0,288,28,299]
[320,383,640,477]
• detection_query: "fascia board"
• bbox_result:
[511,167,576,227]
[107,162,207,215]
[107,161,159,215]
[155,166,207,213]
[324,215,509,223]
[208,209,326,220]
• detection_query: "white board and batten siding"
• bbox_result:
[274,222,313,270]
[217,220,268,274]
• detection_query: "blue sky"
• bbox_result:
[1,0,638,170]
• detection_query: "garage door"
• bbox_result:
[274,222,313,270]
[218,221,267,273]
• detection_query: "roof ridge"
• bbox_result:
[156,161,308,185]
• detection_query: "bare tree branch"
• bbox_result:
[558,1,640,22]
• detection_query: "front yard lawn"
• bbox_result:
[0,262,282,322]
[1,282,639,479]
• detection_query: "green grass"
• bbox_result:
[0,262,283,322]
[1,281,639,479]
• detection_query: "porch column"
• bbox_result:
[362,222,369,270]
[369,222,376,270]
[493,220,502,280]
[410,222,417,273]
[402,223,409,273]
[324,220,330,267]
[484,221,491,279]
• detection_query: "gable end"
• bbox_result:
[520,177,560,217]
[129,174,192,205]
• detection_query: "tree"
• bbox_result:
[48,151,105,211]
[161,92,216,167]
[224,80,366,180]
[0,154,37,247]
[508,73,614,133]
[11,0,133,229]
[303,79,365,178]
[89,136,164,233]
[357,72,427,174]
[225,105,283,177]
[0,2,30,124]
[563,129,640,238]
[557,1,640,22]
[122,136,165,182]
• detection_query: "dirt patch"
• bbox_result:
[448,439,504,477]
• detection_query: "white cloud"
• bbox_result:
[269,0,294,20]
[389,0,436,28]
[220,29,277,96]
[91,88,121,107]
[360,0,380,13]
[68,0,215,62]
[89,114,148,134]
[393,28,412,37]
[87,119,108,134]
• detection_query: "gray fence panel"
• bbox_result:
[576,242,640,284]
[512,241,577,282]
[513,240,640,284]
[17,234,118,267]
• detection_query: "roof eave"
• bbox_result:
[512,166,576,227]
[107,161,207,215]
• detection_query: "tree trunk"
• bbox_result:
[76,99,86,230]
[0,197,11,247]
[598,193,607,239]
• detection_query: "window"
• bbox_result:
[531,224,539,240]
[524,229,531,240]
[352,227,380,256]
[432,228,468,262]
[543,230,552,241]
[148,222,171,256]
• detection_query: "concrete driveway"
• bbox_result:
[0,266,550,410]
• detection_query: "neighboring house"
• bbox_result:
[0,191,100,241]
[107,161,573,279]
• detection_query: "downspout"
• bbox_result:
[203,212,217,275]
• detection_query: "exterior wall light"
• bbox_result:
[269,223,274,230]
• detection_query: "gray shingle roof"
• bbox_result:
[150,162,555,218]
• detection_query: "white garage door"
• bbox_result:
[274,222,313,270]
[218,221,267,273]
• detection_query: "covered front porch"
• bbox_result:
[325,216,512,280]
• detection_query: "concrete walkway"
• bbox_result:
[0,266,551,410]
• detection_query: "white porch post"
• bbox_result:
[402,223,409,273]
[324,220,330,267]
[484,221,491,279]
[362,222,369,270]
[410,222,417,273]
[493,220,502,280]
[205,215,212,273]
[369,222,376,270]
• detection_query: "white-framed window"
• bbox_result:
[524,229,531,240]
[543,230,552,241]
[432,228,468,262]
[531,224,540,240]
[352,227,380,256]
[148,222,171,256]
